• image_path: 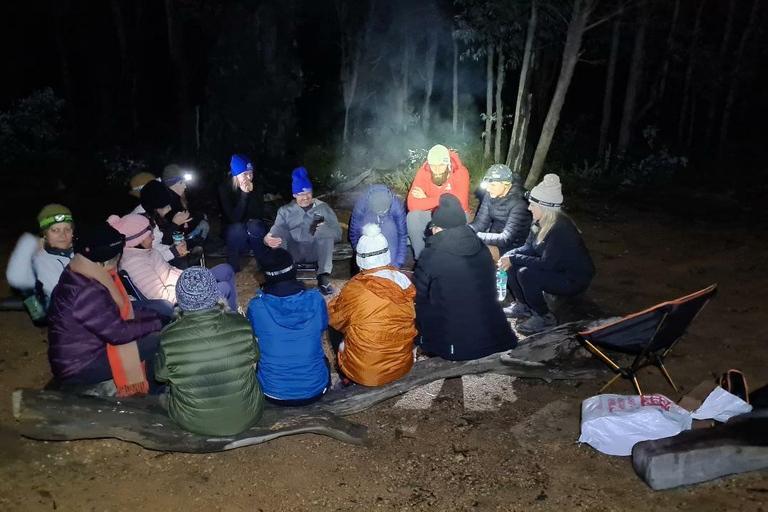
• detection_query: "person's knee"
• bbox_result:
[516,266,533,283]
[214,263,235,281]
[227,223,247,242]
[246,220,266,238]
[217,282,232,300]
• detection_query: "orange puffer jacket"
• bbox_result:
[328,268,417,386]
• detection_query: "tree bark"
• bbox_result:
[525,0,594,190]
[506,0,537,168]
[597,18,620,161]
[657,0,681,100]
[617,6,650,154]
[422,31,438,133]
[678,0,706,145]
[493,46,505,162]
[164,0,193,155]
[705,0,736,146]
[510,92,533,177]
[484,45,494,160]
[452,32,459,135]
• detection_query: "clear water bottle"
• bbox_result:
[496,268,508,302]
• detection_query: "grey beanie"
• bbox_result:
[176,267,220,312]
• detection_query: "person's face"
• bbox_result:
[139,231,154,249]
[529,202,543,222]
[294,191,313,208]
[169,181,186,196]
[236,171,253,186]
[486,181,511,199]
[157,205,171,217]
[430,163,448,177]
[45,222,74,250]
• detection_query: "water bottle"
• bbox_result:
[496,268,508,302]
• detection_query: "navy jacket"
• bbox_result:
[349,185,408,268]
[469,189,531,254]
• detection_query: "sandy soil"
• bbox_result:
[0,197,766,511]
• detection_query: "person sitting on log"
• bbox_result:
[328,224,417,387]
[107,213,238,313]
[47,222,165,396]
[406,144,471,261]
[154,267,265,436]
[246,248,331,406]
[218,154,269,272]
[349,185,408,269]
[499,173,596,335]
[469,164,531,261]
[263,167,342,295]
[414,193,517,361]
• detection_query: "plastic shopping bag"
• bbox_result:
[578,394,692,456]
[692,386,752,422]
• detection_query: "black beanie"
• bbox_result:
[140,179,172,211]
[432,193,466,229]
[259,248,297,285]
[74,223,126,262]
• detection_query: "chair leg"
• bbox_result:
[599,373,623,394]
[632,375,643,395]
[657,357,678,392]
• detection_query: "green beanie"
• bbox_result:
[37,204,74,234]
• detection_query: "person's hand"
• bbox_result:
[172,211,191,225]
[498,257,511,271]
[411,186,427,199]
[264,233,282,248]
[176,241,189,257]
[239,181,253,193]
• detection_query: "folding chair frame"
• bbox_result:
[577,284,717,395]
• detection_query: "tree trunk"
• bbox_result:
[525,0,594,190]
[617,6,650,154]
[597,18,620,161]
[164,0,193,155]
[705,0,735,146]
[510,92,533,177]
[452,32,459,136]
[484,45,494,160]
[493,46,505,162]
[506,0,537,168]
[394,34,413,133]
[422,31,438,133]
[719,0,760,156]
[678,0,705,145]
[658,0,681,100]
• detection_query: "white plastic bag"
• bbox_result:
[692,386,752,422]
[579,394,692,456]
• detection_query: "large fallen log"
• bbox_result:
[13,390,370,453]
[632,410,768,490]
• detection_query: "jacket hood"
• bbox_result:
[256,289,319,330]
[428,225,483,257]
[357,270,414,305]
[448,150,464,173]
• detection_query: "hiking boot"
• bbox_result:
[516,312,558,335]
[317,273,335,296]
[503,301,533,319]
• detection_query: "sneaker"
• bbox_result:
[516,312,558,335]
[503,302,533,319]
[317,273,335,296]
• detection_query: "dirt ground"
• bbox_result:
[0,196,766,511]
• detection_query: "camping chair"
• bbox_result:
[577,284,717,395]
[118,270,148,302]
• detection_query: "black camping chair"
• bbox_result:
[118,270,148,302]
[577,284,717,395]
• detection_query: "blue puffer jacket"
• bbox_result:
[349,185,408,268]
[246,288,329,401]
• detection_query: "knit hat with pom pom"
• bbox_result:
[107,214,152,248]
[355,223,391,270]
[527,173,563,210]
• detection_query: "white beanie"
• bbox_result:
[528,173,563,210]
[356,224,391,270]
[427,144,450,166]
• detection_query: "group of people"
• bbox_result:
[4,143,595,438]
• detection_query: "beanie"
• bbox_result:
[107,214,152,248]
[140,179,172,211]
[74,223,125,263]
[162,164,186,185]
[259,248,297,285]
[38,204,73,234]
[231,154,254,177]
[291,167,312,195]
[129,173,157,198]
[482,164,520,185]
[368,187,392,216]
[431,194,466,229]
[427,144,450,166]
[527,173,563,210]
[176,267,220,312]
[356,224,391,270]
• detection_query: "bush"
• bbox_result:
[0,88,67,164]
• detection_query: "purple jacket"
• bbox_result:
[349,185,408,268]
[47,268,162,380]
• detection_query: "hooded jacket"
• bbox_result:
[414,225,517,360]
[246,288,330,401]
[349,186,408,268]
[407,150,470,213]
[328,268,416,386]
[155,307,265,436]
[119,247,182,303]
[469,188,531,254]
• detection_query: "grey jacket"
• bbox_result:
[269,199,342,244]
[33,249,73,299]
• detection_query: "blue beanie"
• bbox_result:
[176,267,220,312]
[291,167,312,195]
[231,154,254,177]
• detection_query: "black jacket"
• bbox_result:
[218,180,265,225]
[414,225,517,361]
[506,215,596,281]
[469,189,531,253]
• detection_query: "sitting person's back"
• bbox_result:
[328,224,416,386]
[155,267,264,436]
[246,249,330,406]
[414,194,517,360]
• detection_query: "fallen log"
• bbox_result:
[13,390,370,453]
[632,410,768,490]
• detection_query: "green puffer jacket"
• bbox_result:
[155,306,264,436]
